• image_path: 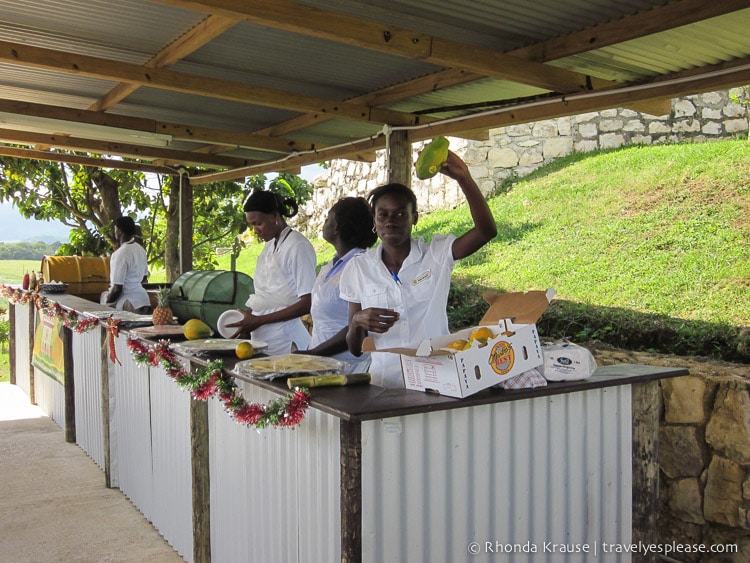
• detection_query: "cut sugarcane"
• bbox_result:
[287,373,371,389]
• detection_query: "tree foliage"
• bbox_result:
[0,241,62,260]
[0,155,313,271]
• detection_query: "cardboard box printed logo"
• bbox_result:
[488,339,515,376]
[364,289,555,398]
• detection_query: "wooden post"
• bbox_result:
[340,420,362,563]
[27,303,35,404]
[631,380,660,562]
[179,174,194,276]
[100,326,113,488]
[386,129,412,187]
[8,303,16,385]
[190,380,211,563]
[62,325,76,443]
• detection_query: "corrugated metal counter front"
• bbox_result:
[9,292,688,563]
[214,352,685,563]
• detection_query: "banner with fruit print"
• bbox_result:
[31,310,65,384]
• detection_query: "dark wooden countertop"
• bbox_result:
[205,353,687,423]
[29,296,689,423]
[35,292,108,313]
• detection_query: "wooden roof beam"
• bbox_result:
[0,40,426,127]
[90,14,240,112]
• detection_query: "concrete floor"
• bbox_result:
[0,383,184,563]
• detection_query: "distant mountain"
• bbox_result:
[0,203,71,243]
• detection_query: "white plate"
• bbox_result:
[217,309,245,338]
[175,338,268,356]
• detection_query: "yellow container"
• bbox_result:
[41,256,111,302]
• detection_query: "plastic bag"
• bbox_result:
[539,340,597,381]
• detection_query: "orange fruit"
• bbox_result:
[235,341,255,360]
[446,339,469,351]
[468,327,494,343]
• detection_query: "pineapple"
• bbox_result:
[152,286,174,325]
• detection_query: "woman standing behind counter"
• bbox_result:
[303,197,378,372]
[340,151,497,388]
[228,190,317,356]
[101,216,151,314]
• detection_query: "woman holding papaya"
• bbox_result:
[340,149,497,388]
[227,190,317,356]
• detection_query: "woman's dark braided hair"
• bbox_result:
[330,197,377,249]
[243,190,299,218]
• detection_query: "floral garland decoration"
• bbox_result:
[126,337,311,430]
[1,285,100,333]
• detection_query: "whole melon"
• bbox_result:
[183,318,212,340]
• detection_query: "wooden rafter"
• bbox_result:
[89,14,240,112]
[0,40,425,127]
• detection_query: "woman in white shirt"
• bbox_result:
[340,151,497,388]
[227,190,317,356]
[101,216,151,314]
[304,197,377,372]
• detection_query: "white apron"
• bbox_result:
[246,229,311,355]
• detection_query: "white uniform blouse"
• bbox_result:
[310,247,371,373]
[339,234,457,388]
[105,240,150,310]
[246,226,316,355]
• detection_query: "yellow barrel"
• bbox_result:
[41,256,111,303]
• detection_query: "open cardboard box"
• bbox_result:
[363,289,555,398]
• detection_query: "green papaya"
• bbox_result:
[415,136,450,179]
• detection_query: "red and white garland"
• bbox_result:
[126,338,311,430]
[1,285,100,333]
[2,285,310,430]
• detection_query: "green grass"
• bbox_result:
[0,260,45,285]
[2,140,748,368]
[0,352,8,383]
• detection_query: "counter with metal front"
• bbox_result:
[8,291,688,563]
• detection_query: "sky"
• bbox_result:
[0,164,326,244]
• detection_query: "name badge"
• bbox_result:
[411,270,432,286]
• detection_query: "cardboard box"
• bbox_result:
[363,289,555,398]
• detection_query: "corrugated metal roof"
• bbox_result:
[1,0,749,180]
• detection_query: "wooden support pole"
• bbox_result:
[190,377,211,563]
[179,174,194,277]
[62,325,76,443]
[27,303,35,404]
[340,420,362,563]
[100,326,113,488]
[8,303,16,385]
[386,129,411,187]
[631,380,660,562]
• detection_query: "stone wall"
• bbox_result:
[590,346,750,562]
[298,89,749,237]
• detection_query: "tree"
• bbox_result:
[0,155,313,278]
[0,157,150,251]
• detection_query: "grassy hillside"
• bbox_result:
[223,140,750,362]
